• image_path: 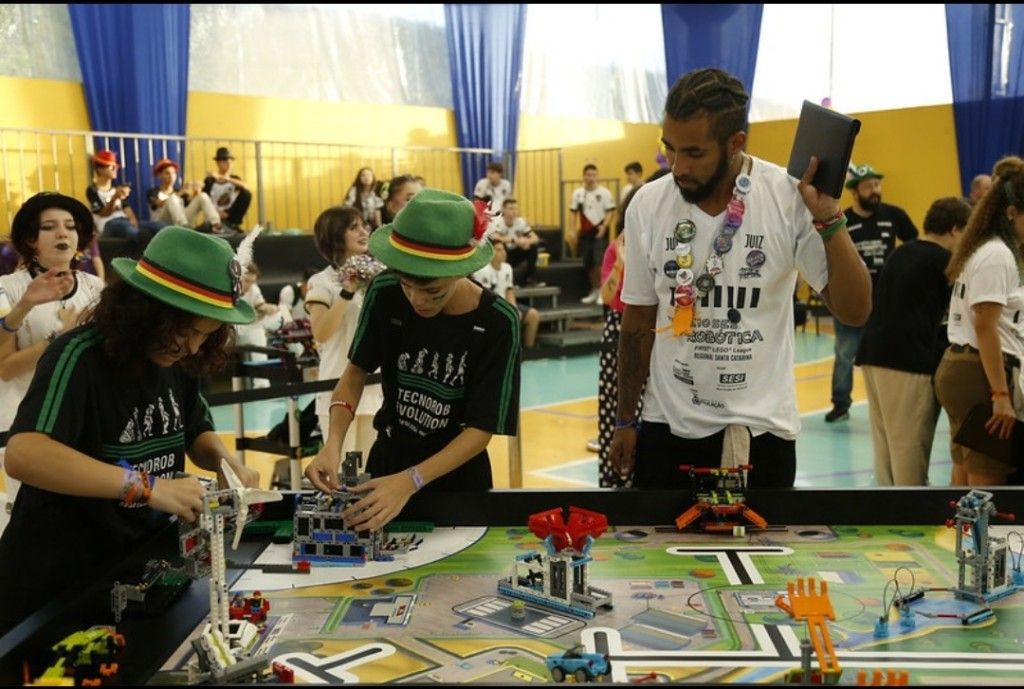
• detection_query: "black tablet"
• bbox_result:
[786,100,861,199]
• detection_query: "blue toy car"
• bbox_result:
[545,644,610,682]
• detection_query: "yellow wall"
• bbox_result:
[748,103,962,229]
[187,92,462,231]
[518,114,661,234]
[0,77,93,232]
[0,75,964,240]
[0,76,90,131]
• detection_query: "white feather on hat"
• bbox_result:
[234,225,263,270]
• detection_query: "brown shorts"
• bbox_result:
[934,346,1016,477]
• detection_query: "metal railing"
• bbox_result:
[0,127,563,237]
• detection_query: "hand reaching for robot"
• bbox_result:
[340,471,417,532]
[150,475,205,523]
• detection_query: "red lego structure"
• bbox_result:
[229,591,270,624]
[674,465,767,534]
[528,506,609,552]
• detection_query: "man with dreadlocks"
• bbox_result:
[609,68,871,488]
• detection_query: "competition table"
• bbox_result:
[3,488,1024,685]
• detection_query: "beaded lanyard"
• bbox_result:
[662,158,752,337]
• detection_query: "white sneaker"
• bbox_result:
[581,290,599,304]
[596,293,603,306]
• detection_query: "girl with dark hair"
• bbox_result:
[935,156,1024,486]
[0,225,262,635]
[306,206,383,458]
[344,167,384,230]
[379,174,422,226]
[0,193,105,514]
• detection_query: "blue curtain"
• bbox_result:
[68,4,191,218]
[660,4,763,95]
[444,4,527,198]
[946,4,1024,196]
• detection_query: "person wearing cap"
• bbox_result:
[0,193,106,531]
[147,158,224,233]
[826,164,918,423]
[203,146,252,231]
[0,225,261,634]
[305,189,521,531]
[610,68,871,489]
[86,149,165,243]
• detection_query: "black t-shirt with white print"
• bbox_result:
[0,324,214,633]
[349,273,520,482]
[843,202,918,284]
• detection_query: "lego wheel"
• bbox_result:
[575,668,589,683]
[551,666,566,682]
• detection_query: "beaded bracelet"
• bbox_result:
[0,316,17,333]
[817,217,848,241]
[329,399,356,417]
[119,468,155,508]
[812,213,843,230]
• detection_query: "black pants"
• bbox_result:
[507,245,538,282]
[366,430,493,491]
[634,421,796,489]
[226,188,252,226]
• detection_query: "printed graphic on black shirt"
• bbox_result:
[394,347,468,436]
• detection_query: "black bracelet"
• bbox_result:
[339,288,355,300]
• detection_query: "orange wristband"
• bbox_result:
[329,400,356,417]
[991,390,1010,398]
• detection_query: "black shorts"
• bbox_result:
[633,421,796,488]
[366,431,493,491]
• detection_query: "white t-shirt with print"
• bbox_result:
[473,262,515,299]
[621,157,829,440]
[473,178,513,215]
[570,185,616,229]
[947,238,1024,359]
[304,267,381,418]
[91,186,128,234]
[0,269,105,431]
[488,216,531,245]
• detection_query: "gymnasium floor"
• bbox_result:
[209,327,955,490]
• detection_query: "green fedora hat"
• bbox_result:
[369,188,493,278]
[111,226,256,324]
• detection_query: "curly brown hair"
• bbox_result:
[947,156,1024,281]
[85,280,234,377]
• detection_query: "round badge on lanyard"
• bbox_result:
[734,173,752,196]
[674,220,697,243]
[695,273,715,295]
